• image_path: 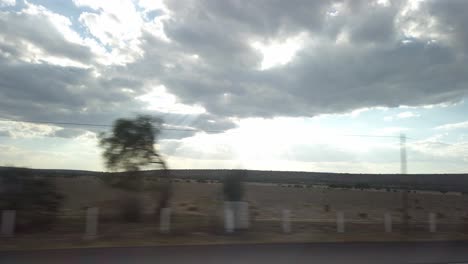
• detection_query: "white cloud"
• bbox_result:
[0,121,94,139]
[410,139,468,164]
[2,0,468,174]
[136,85,206,114]
[373,126,409,135]
[0,121,60,139]
[0,3,95,66]
[137,0,169,13]
[74,0,145,64]
[0,0,14,7]
[251,32,308,70]
[435,120,468,130]
[0,142,102,170]
[384,111,420,121]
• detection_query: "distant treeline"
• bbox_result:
[2,167,468,192]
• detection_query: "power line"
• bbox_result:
[0,117,413,139]
[341,134,413,139]
[0,118,218,133]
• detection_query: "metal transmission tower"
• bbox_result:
[400,133,409,234]
[400,133,407,174]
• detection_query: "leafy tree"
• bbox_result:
[99,115,167,172]
[99,115,171,221]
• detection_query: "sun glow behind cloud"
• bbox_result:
[136,85,206,114]
[251,32,308,70]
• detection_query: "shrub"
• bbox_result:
[121,196,142,222]
[187,205,198,212]
[0,168,64,232]
[99,173,143,191]
[358,213,368,218]
[223,171,245,201]
[355,183,370,189]
[323,204,330,212]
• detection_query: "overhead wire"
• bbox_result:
[0,117,414,139]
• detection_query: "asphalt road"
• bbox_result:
[1,241,468,264]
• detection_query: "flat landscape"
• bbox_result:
[2,168,468,250]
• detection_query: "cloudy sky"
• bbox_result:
[1,0,468,173]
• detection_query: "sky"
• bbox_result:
[1,0,468,174]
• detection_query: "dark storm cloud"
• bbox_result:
[425,0,468,50]
[0,52,234,139]
[133,0,468,118]
[2,0,468,139]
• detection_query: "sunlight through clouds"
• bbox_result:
[1,0,468,173]
[251,32,308,70]
[136,85,206,114]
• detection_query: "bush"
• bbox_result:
[358,213,368,218]
[99,173,143,191]
[121,196,142,222]
[354,183,370,190]
[323,204,330,212]
[0,168,64,232]
[223,171,246,201]
[187,205,198,212]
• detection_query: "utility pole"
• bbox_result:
[400,133,409,234]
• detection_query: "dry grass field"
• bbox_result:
[2,175,468,250]
[55,177,468,223]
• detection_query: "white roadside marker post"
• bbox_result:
[384,213,392,233]
[225,207,234,233]
[429,212,436,233]
[337,211,345,233]
[160,208,171,234]
[282,209,291,234]
[84,207,99,240]
[1,210,15,237]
